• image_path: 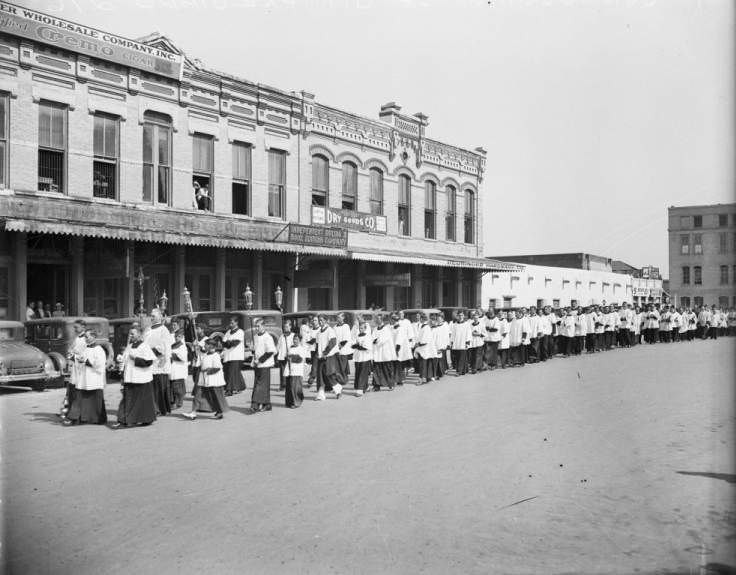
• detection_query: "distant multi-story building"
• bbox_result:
[0,2,517,321]
[668,203,736,309]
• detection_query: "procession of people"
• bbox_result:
[58,302,735,428]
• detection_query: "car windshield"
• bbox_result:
[0,326,24,341]
[197,313,235,334]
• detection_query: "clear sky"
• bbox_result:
[18,0,735,277]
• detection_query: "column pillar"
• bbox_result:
[474,270,482,309]
[412,264,423,307]
[287,254,297,313]
[435,267,443,308]
[356,260,366,309]
[215,249,226,310]
[384,263,395,311]
[123,241,135,316]
[12,232,27,322]
[173,246,186,314]
[330,259,338,310]
[71,237,84,316]
[455,268,463,307]
[254,251,263,309]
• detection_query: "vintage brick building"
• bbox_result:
[668,203,736,309]
[0,2,517,320]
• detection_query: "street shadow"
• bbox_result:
[24,412,64,426]
[704,564,736,575]
[676,471,736,484]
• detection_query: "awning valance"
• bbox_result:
[350,250,524,272]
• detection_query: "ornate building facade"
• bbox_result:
[0,2,517,320]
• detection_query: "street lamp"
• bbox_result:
[244,284,253,310]
[274,285,283,310]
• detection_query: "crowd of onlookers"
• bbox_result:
[57,302,735,428]
[25,300,66,319]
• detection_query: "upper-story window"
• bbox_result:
[369,168,383,215]
[193,133,214,211]
[398,175,411,236]
[719,232,727,254]
[268,149,286,218]
[446,185,456,242]
[694,266,702,285]
[682,266,690,285]
[311,154,329,207]
[693,215,702,228]
[38,101,67,194]
[0,92,7,188]
[342,161,357,210]
[720,265,728,285]
[232,142,251,216]
[693,233,702,254]
[680,234,689,254]
[92,113,118,200]
[142,111,172,205]
[719,214,728,227]
[424,181,436,239]
[464,189,476,244]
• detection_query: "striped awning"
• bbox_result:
[2,218,348,257]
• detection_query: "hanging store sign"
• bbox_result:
[311,206,387,235]
[364,273,411,287]
[632,287,650,297]
[294,269,333,288]
[0,2,184,80]
[287,223,348,248]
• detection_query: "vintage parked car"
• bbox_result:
[0,320,58,391]
[170,310,282,366]
[25,316,114,383]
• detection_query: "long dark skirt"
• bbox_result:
[393,360,404,385]
[353,361,371,391]
[336,355,350,385]
[453,349,469,375]
[193,385,229,413]
[372,361,394,389]
[251,367,271,406]
[224,360,246,394]
[469,346,483,372]
[317,355,340,392]
[416,356,436,381]
[285,376,304,408]
[484,341,499,367]
[437,352,448,378]
[170,378,186,408]
[152,373,171,415]
[67,389,107,424]
[308,351,318,383]
[118,382,157,426]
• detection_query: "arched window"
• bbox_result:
[369,168,383,215]
[424,181,436,239]
[445,185,456,241]
[398,175,411,236]
[464,189,475,244]
[311,154,329,207]
[342,161,357,210]
[142,111,172,205]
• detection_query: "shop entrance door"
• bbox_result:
[27,264,68,315]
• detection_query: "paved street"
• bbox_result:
[2,339,735,575]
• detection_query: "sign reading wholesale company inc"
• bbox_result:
[312,206,387,235]
[0,2,183,80]
[288,224,348,248]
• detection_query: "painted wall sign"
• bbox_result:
[0,2,184,80]
[287,223,348,248]
[312,206,387,234]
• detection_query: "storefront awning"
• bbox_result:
[350,250,524,272]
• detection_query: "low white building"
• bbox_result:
[482,263,636,309]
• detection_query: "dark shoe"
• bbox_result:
[262,404,272,412]
[213,413,224,420]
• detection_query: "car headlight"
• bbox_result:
[0,360,6,376]
[43,357,55,376]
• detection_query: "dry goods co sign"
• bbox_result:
[0,2,183,80]
[311,206,387,235]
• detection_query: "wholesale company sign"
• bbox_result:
[287,223,348,249]
[0,2,183,80]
